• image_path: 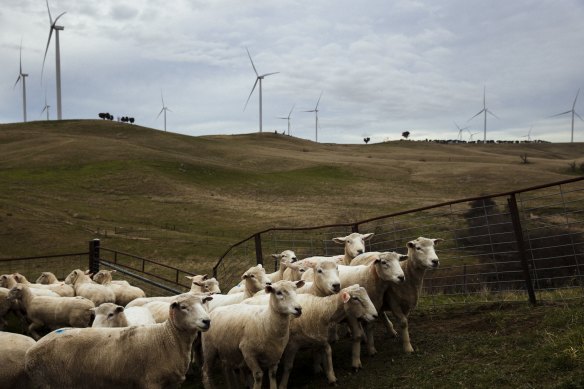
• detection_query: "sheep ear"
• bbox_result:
[241,273,249,280]
[265,285,275,294]
[407,241,415,248]
[332,237,346,244]
[203,296,213,303]
[257,264,263,269]
[362,233,374,241]
[399,255,409,261]
[115,306,124,313]
[303,259,316,269]
[341,292,351,303]
[185,275,193,280]
[295,280,305,289]
[433,238,444,245]
[201,274,208,280]
[271,254,280,259]
[374,258,381,264]
[171,301,179,309]
[90,307,96,313]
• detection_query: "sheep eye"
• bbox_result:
[276,291,283,296]
[416,247,422,251]
[108,313,114,318]
[317,269,323,274]
[351,296,359,301]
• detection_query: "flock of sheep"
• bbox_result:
[0,233,442,389]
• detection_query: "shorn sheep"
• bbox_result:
[202,280,304,389]
[206,264,271,311]
[91,302,156,327]
[64,269,116,306]
[92,269,146,306]
[228,251,295,294]
[0,332,36,389]
[1,274,60,297]
[381,237,443,353]
[25,293,212,389]
[8,284,95,340]
[12,272,75,297]
[35,271,59,284]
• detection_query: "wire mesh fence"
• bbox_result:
[214,177,584,306]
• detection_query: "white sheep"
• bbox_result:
[279,285,378,387]
[282,260,308,281]
[295,257,341,296]
[206,264,271,312]
[12,272,75,297]
[202,280,304,389]
[91,302,156,327]
[8,284,95,340]
[380,237,443,353]
[333,232,374,265]
[337,252,406,369]
[64,269,116,306]
[91,269,146,306]
[0,287,11,330]
[25,293,212,388]
[227,251,295,294]
[0,331,36,389]
[35,271,59,284]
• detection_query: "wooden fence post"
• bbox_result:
[88,239,101,275]
[507,194,537,305]
[254,233,263,266]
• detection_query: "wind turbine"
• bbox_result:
[13,41,28,122]
[278,104,295,136]
[521,127,533,142]
[41,0,66,121]
[243,48,279,133]
[550,89,582,143]
[468,86,498,142]
[454,121,468,141]
[40,94,50,120]
[157,92,171,132]
[468,129,480,142]
[304,92,323,142]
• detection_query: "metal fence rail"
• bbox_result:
[214,177,584,306]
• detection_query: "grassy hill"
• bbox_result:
[1,120,583,272]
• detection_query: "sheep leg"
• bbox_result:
[322,343,337,385]
[346,316,363,371]
[268,364,278,389]
[28,321,43,340]
[243,355,264,389]
[312,350,324,374]
[382,311,398,337]
[279,344,299,389]
[201,346,217,389]
[398,314,413,353]
[363,321,377,356]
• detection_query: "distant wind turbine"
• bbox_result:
[453,121,468,141]
[40,93,50,120]
[468,86,498,142]
[41,0,66,120]
[13,41,28,122]
[550,89,582,143]
[304,92,323,142]
[468,130,480,142]
[243,48,279,133]
[521,127,533,142]
[157,92,172,132]
[278,104,295,136]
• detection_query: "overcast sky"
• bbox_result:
[1,0,584,144]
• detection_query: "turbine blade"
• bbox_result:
[156,107,164,119]
[315,91,323,109]
[469,109,485,121]
[161,91,165,107]
[166,107,172,113]
[261,72,279,77]
[243,78,259,111]
[13,75,21,89]
[19,39,23,74]
[575,111,584,122]
[46,0,53,24]
[288,104,295,117]
[53,11,66,26]
[304,110,316,112]
[246,47,259,77]
[550,110,572,118]
[41,28,54,81]
[278,117,288,119]
[487,110,499,119]
[573,88,580,110]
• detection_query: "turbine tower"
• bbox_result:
[278,104,295,136]
[454,121,468,141]
[304,91,323,142]
[243,48,279,133]
[157,92,171,132]
[41,94,50,120]
[42,0,66,120]
[14,42,28,122]
[469,86,498,142]
[550,89,582,143]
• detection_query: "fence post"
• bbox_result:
[88,239,101,275]
[351,224,359,233]
[254,233,264,266]
[507,194,537,305]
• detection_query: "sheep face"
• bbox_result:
[7,284,25,301]
[92,303,125,328]
[374,252,406,284]
[192,278,221,294]
[12,273,28,284]
[333,232,374,258]
[342,285,378,322]
[407,237,443,269]
[276,250,297,264]
[92,270,113,285]
[64,269,83,285]
[266,280,304,317]
[242,265,271,293]
[36,272,58,284]
[0,274,15,288]
[306,258,341,294]
[170,294,212,332]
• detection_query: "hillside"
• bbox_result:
[1,120,583,272]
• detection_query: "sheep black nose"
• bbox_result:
[295,307,302,316]
[266,282,272,285]
[332,283,341,292]
[431,260,439,267]
[357,249,364,254]
[398,275,405,282]
[202,319,211,328]
[372,314,378,320]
